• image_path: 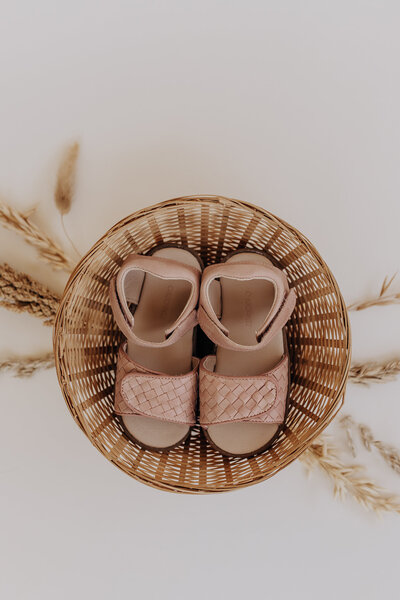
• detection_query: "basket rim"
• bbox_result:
[53,195,352,493]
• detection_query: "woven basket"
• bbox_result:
[54,196,351,493]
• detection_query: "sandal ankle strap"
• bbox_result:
[110,253,200,348]
[198,261,296,352]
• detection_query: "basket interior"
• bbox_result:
[54,196,350,493]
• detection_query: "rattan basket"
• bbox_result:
[54,195,351,493]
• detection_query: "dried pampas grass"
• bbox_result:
[54,142,81,258]
[0,263,60,325]
[54,142,79,215]
[0,200,75,271]
[0,352,54,377]
[349,358,400,385]
[340,415,400,476]
[348,273,400,311]
[301,436,400,514]
[339,413,357,457]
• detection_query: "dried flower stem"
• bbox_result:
[0,352,54,377]
[0,263,60,325]
[339,414,357,457]
[340,415,400,476]
[55,142,81,258]
[301,435,400,514]
[0,200,75,271]
[54,142,79,215]
[348,273,400,311]
[349,358,400,385]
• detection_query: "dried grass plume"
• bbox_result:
[301,435,400,515]
[349,358,400,385]
[0,263,60,325]
[0,200,75,271]
[0,352,55,377]
[54,142,79,215]
[340,415,400,476]
[348,273,400,311]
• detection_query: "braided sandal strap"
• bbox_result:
[115,345,198,425]
[199,354,288,426]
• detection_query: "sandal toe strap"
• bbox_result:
[199,355,288,426]
[114,345,198,425]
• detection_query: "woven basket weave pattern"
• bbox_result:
[54,196,351,493]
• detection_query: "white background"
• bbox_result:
[1,2,400,599]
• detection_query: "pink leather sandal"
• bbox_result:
[109,245,202,451]
[198,250,296,457]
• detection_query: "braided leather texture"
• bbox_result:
[114,345,198,425]
[199,354,288,425]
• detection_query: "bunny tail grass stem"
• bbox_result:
[55,142,81,259]
[54,142,79,215]
[61,214,81,259]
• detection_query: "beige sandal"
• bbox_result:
[109,245,202,451]
[198,250,296,457]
